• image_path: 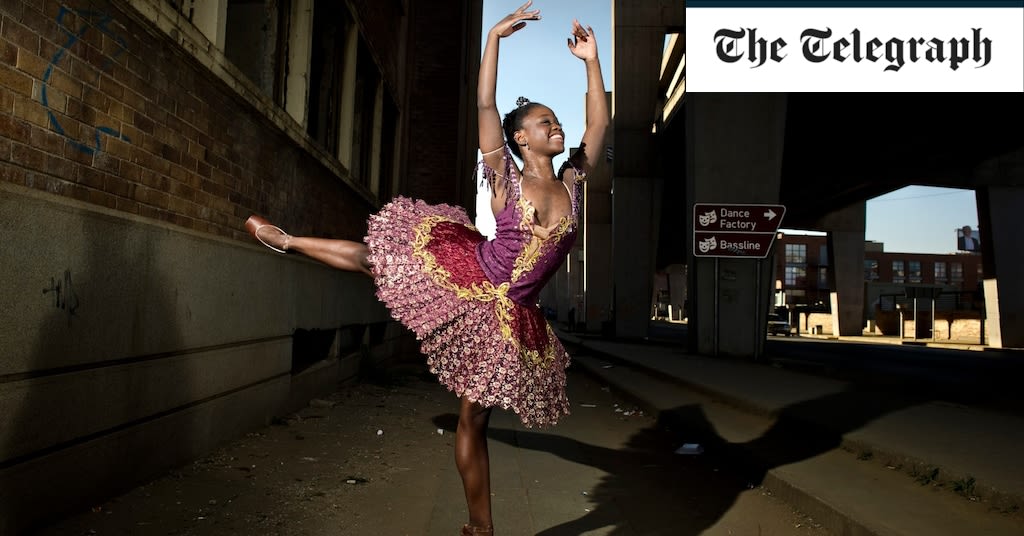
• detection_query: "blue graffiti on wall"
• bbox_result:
[43,7,130,155]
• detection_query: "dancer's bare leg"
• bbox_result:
[254,225,373,276]
[287,236,373,275]
[456,396,494,531]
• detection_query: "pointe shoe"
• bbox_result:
[245,214,291,253]
[461,524,493,535]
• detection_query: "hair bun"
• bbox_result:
[516,96,531,107]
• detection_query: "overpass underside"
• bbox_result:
[603,1,1024,353]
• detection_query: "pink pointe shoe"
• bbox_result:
[244,215,291,253]
[461,524,493,535]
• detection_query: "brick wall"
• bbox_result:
[403,0,478,209]
[0,0,481,531]
[0,0,375,244]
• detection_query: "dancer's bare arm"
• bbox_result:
[566,19,609,175]
[478,1,540,187]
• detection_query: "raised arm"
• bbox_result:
[566,19,609,175]
[478,1,541,174]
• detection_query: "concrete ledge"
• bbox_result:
[0,374,290,535]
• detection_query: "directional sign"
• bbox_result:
[692,203,786,258]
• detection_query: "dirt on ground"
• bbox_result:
[38,362,834,536]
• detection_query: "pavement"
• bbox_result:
[31,326,1024,536]
[36,362,833,536]
[557,325,1024,536]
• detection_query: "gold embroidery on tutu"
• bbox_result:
[412,215,557,367]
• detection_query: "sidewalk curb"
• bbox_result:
[561,335,1024,534]
[565,349,882,536]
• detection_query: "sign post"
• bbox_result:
[692,203,787,258]
[693,203,787,359]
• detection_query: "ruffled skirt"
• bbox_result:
[364,197,570,427]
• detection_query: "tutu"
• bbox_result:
[363,147,584,428]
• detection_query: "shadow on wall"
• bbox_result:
[0,202,190,533]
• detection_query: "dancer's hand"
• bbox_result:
[490,0,541,38]
[567,19,597,61]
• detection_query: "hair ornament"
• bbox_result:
[516,96,531,108]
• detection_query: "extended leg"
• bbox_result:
[286,236,373,275]
[456,396,494,533]
[246,215,373,275]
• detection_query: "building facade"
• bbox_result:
[0,0,481,532]
[773,234,985,337]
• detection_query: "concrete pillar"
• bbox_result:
[819,203,867,336]
[584,94,613,334]
[611,2,673,339]
[584,176,613,332]
[686,93,787,358]
[977,186,1024,348]
[666,264,687,321]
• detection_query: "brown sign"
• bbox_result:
[693,203,786,258]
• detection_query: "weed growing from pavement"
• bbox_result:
[912,466,940,486]
[951,476,977,498]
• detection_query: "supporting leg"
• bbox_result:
[456,396,494,533]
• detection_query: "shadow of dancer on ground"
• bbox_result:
[435,384,928,535]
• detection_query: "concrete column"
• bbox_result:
[686,93,787,358]
[977,186,1024,348]
[611,3,671,339]
[584,178,613,332]
[666,264,687,321]
[822,202,867,336]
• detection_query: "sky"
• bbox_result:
[862,186,980,255]
[474,2,980,254]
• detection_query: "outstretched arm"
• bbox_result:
[566,19,609,175]
[478,1,540,176]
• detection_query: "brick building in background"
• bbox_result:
[774,233,984,339]
[0,0,481,532]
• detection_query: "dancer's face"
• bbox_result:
[516,105,565,156]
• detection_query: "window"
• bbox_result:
[785,243,807,288]
[307,1,352,150]
[934,261,947,283]
[785,244,807,264]
[892,260,905,283]
[785,265,806,287]
[784,289,807,304]
[225,0,293,105]
[377,96,398,199]
[819,245,828,266]
[951,262,964,282]
[865,259,879,281]
[818,267,829,288]
[908,260,922,283]
[351,41,381,187]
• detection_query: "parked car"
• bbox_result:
[767,314,792,336]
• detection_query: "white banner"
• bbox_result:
[686,7,1024,92]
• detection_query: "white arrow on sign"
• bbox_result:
[764,209,777,221]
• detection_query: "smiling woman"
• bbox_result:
[243,2,608,534]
